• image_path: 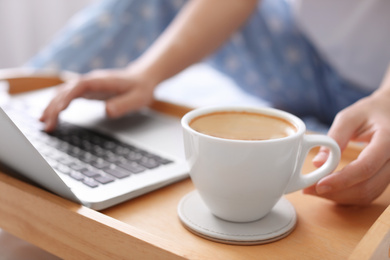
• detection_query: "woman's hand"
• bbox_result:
[303,89,390,204]
[40,0,258,132]
[40,67,157,132]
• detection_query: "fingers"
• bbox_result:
[312,106,366,167]
[316,130,390,190]
[40,78,84,132]
[312,147,330,168]
[328,109,364,150]
[304,130,390,204]
[303,157,390,204]
[40,75,117,131]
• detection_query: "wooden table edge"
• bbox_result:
[0,169,188,259]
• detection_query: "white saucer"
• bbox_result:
[177,191,297,245]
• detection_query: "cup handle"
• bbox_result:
[284,134,341,194]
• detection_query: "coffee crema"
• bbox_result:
[189,111,297,140]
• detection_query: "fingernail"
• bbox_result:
[313,151,327,163]
[106,103,117,118]
[302,189,314,195]
[316,185,332,195]
[44,120,53,132]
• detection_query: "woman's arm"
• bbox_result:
[40,0,258,131]
[133,0,258,84]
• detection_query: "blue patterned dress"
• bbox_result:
[26,0,373,130]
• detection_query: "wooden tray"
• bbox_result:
[0,71,388,259]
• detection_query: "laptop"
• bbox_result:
[0,87,189,210]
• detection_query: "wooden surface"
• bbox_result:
[0,68,76,94]
[101,144,390,260]
[0,142,389,259]
[1,71,390,259]
[350,202,390,260]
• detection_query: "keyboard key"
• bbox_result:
[56,164,72,175]
[57,157,74,166]
[117,161,145,173]
[91,159,111,169]
[69,162,88,171]
[138,157,160,169]
[113,146,131,156]
[82,178,99,188]
[153,156,173,165]
[94,175,115,184]
[69,171,85,181]
[104,167,131,179]
[102,140,116,150]
[80,140,93,151]
[81,169,101,178]
[67,146,83,157]
[43,148,64,160]
[90,145,106,156]
[79,152,98,163]
[126,151,143,161]
[103,152,121,163]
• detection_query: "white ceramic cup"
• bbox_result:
[181,106,341,223]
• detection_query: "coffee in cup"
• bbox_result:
[182,106,340,222]
[189,111,297,141]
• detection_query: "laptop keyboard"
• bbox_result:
[5,107,173,188]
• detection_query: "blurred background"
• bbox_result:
[0,0,94,68]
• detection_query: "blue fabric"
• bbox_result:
[26,0,373,129]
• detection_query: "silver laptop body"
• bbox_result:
[0,88,188,210]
